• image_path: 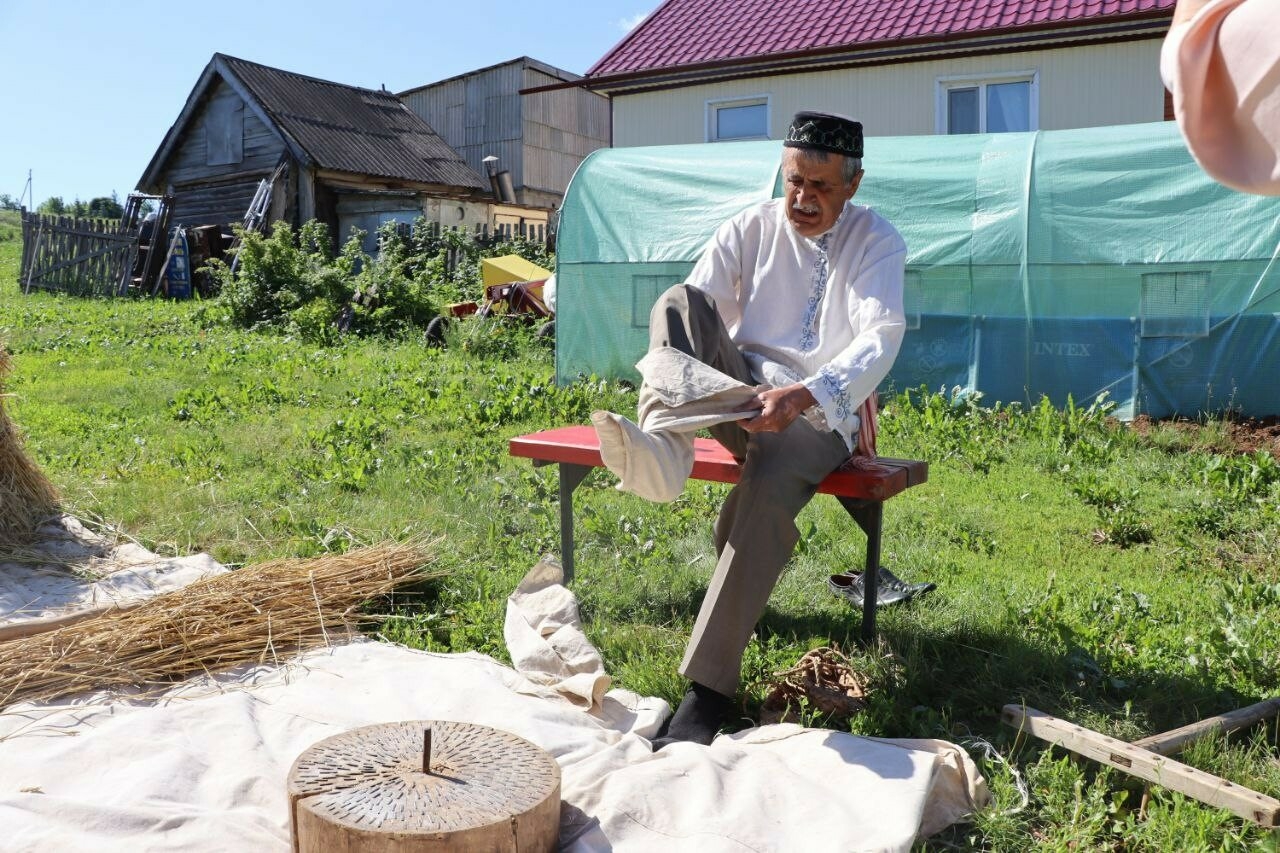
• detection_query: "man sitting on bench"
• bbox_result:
[591,111,907,749]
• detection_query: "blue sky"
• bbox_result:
[0,0,658,206]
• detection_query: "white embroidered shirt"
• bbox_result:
[686,197,907,449]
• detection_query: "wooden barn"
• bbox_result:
[137,54,509,251]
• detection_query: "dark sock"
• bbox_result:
[652,682,734,750]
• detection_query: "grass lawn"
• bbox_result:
[2,211,1279,850]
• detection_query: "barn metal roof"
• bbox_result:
[217,55,487,190]
[588,0,1175,77]
[139,54,488,194]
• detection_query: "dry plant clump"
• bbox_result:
[757,645,868,725]
[0,347,61,548]
[0,541,442,709]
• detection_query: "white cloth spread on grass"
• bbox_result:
[1161,0,1280,195]
[687,198,907,447]
[0,559,987,852]
[0,515,228,639]
[592,347,763,502]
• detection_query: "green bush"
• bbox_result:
[201,218,553,342]
[203,220,352,335]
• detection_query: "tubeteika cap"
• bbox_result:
[784,111,864,159]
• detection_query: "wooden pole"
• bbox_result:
[1131,697,1280,757]
[24,218,43,294]
[1003,704,1280,827]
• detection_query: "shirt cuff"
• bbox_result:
[803,365,856,428]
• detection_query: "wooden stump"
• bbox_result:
[288,720,561,852]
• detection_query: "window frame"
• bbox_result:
[705,95,771,143]
[1140,270,1211,338]
[632,274,683,327]
[935,71,1039,135]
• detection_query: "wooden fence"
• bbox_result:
[408,220,553,247]
[18,209,141,296]
[16,211,553,297]
[410,220,555,277]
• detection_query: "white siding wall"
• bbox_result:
[612,39,1165,147]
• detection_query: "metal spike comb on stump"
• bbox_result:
[288,720,561,852]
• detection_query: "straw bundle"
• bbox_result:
[0,347,61,548]
[0,541,441,709]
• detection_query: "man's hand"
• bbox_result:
[734,383,818,433]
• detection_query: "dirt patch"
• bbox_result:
[1130,414,1280,460]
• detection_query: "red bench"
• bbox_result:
[509,425,927,644]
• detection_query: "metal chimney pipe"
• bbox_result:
[495,170,516,204]
[482,155,504,202]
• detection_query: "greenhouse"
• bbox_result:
[555,122,1280,419]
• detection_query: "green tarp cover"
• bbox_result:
[556,122,1280,418]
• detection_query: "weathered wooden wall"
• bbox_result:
[335,193,425,254]
[151,77,290,228]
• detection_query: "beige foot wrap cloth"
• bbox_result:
[592,347,765,502]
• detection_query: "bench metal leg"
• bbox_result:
[837,497,884,646]
[557,463,591,584]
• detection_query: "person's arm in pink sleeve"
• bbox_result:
[1161,0,1280,195]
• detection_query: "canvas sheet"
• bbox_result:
[0,559,986,852]
[0,515,227,640]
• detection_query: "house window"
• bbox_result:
[937,73,1037,134]
[1141,271,1210,337]
[707,97,769,142]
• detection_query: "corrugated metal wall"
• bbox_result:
[612,39,1166,146]
[402,62,525,196]
[401,60,610,208]
[522,68,610,204]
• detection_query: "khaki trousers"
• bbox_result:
[650,285,850,697]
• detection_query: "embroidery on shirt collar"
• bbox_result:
[798,232,830,351]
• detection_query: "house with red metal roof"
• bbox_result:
[572,0,1176,147]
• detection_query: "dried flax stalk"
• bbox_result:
[0,541,441,709]
[0,348,61,549]
[757,645,868,725]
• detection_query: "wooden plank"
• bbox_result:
[1003,704,1280,827]
[26,242,133,277]
[23,218,44,294]
[1133,698,1280,757]
[36,224,133,241]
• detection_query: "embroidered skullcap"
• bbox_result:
[784,111,863,159]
